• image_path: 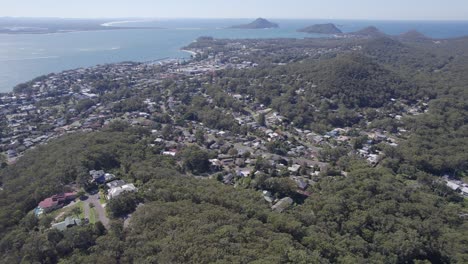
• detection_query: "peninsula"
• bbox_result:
[0,17,162,34]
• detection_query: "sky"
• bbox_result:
[2,0,468,21]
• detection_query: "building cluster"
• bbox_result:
[186,38,352,65]
[89,170,137,200]
[0,51,257,164]
[35,192,84,231]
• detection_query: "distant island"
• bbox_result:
[349,26,386,37]
[230,18,279,29]
[298,23,342,34]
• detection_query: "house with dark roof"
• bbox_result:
[7,149,17,158]
[89,170,116,184]
[223,173,235,185]
[89,170,105,183]
[296,179,309,191]
[51,217,82,231]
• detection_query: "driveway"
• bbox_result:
[82,202,90,220]
[83,193,110,228]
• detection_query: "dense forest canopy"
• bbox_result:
[0,128,467,263]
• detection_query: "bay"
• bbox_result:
[1,18,468,93]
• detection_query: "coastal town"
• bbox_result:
[1,0,468,259]
[1,36,467,231]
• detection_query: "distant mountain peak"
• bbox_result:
[230,18,279,29]
[298,23,342,34]
[255,18,269,23]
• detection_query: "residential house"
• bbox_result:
[263,190,274,203]
[446,181,460,191]
[236,168,252,177]
[162,150,177,157]
[38,192,77,213]
[106,180,126,189]
[52,217,82,231]
[288,164,301,173]
[89,170,105,183]
[7,149,17,158]
[462,187,468,197]
[296,179,309,191]
[107,184,137,199]
[90,171,116,185]
[272,197,294,213]
[223,173,235,185]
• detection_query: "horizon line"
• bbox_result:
[1,16,468,22]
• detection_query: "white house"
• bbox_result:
[107,184,138,200]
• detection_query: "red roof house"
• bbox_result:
[38,192,77,213]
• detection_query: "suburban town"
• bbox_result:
[1,1,468,261]
[0,36,467,231]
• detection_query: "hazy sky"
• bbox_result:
[2,0,468,20]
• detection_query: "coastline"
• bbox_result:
[3,19,468,93]
[1,51,194,94]
[181,49,197,56]
[0,27,163,35]
[101,19,154,27]
[0,19,163,35]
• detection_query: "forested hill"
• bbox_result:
[0,124,467,263]
[284,53,417,107]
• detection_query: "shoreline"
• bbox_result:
[101,19,156,27]
[0,51,194,95]
[0,23,163,35]
[181,49,197,56]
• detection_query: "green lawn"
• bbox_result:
[89,207,97,224]
[47,208,63,220]
[78,201,85,219]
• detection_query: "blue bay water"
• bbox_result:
[1,19,468,93]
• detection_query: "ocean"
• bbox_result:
[1,19,468,93]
